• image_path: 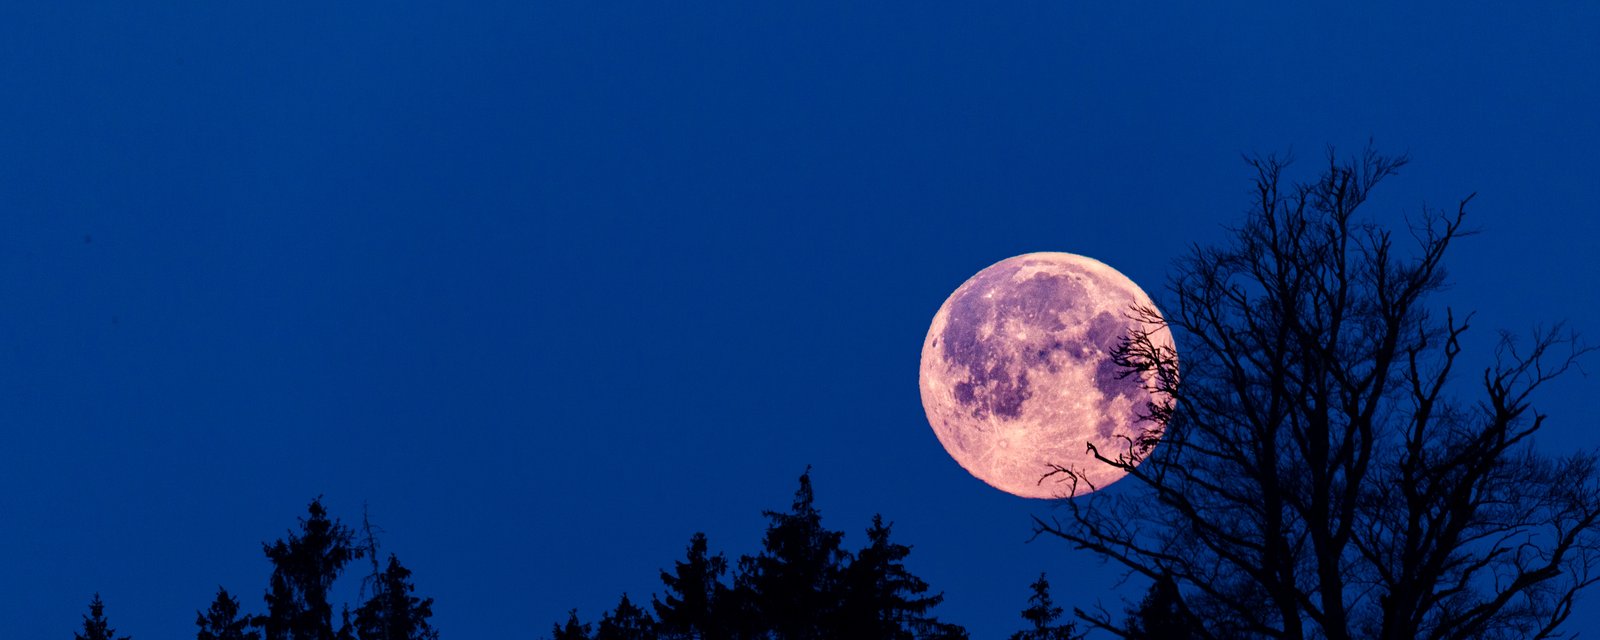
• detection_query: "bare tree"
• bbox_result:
[1033,148,1600,640]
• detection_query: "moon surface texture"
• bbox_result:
[919,252,1176,499]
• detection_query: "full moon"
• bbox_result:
[919,252,1176,499]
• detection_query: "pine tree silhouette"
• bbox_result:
[76,593,131,640]
[260,497,362,640]
[350,555,439,640]
[653,532,730,640]
[197,588,260,640]
[733,467,848,640]
[1008,574,1081,640]
[838,515,964,640]
[549,469,974,639]
[595,593,655,640]
[552,610,592,640]
[1123,578,1196,640]
[335,606,355,640]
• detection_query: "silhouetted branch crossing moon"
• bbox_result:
[919,252,1175,498]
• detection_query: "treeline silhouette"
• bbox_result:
[74,498,438,640]
[69,471,1112,640]
[548,467,1086,640]
[73,148,1600,640]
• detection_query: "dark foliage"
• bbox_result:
[260,498,364,640]
[336,607,355,640]
[596,594,656,640]
[654,533,731,640]
[72,500,442,640]
[556,468,969,640]
[734,468,850,639]
[839,515,962,640]
[76,593,131,640]
[350,555,439,640]
[198,588,261,640]
[1034,148,1600,640]
[1007,574,1081,640]
[68,479,982,640]
[552,611,593,640]
[1123,578,1196,640]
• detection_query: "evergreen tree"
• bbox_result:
[1123,578,1197,640]
[548,469,971,640]
[733,467,849,640]
[552,610,592,640]
[335,607,355,640]
[917,623,969,640]
[260,498,362,640]
[76,593,131,640]
[351,555,439,640]
[595,594,655,640]
[1008,574,1081,640]
[197,588,260,640]
[838,515,962,640]
[653,532,729,640]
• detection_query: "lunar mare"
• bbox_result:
[918,252,1175,499]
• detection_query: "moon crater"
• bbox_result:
[919,252,1175,498]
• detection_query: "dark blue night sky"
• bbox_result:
[3,3,1598,639]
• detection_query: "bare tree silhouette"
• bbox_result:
[1034,148,1600,640]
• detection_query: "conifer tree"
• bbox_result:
[260,498,362,640]
[76,593,131,640]
[335,606,355,640]
[838,515,963,640]
[1123,578,1196,640]
[733,467,849,640]
[197,588,260,640]
[552,610,592,640]
[653,532,729,640]
[350,555,438,640]
[595,594,655,640]
[1008,574,1081,640]
[551,469,972,640]
[918,622,970,640]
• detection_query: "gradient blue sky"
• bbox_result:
[3,3,1598,639]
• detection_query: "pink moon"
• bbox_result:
[918,252,1176,499]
